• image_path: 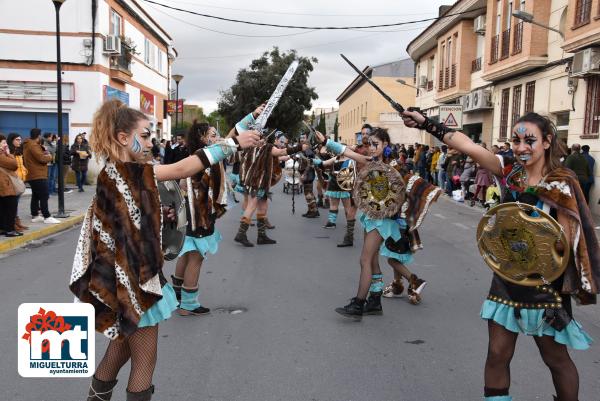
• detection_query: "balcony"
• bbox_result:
[471,57,482,72]
[450,64,457,87]
[109,43,133,83]
[490,35,499,64]
[444,67,450,89]
[512,22,523,55]
[500,29,511,60]
[427,80,433,91]
[563,0,600,53]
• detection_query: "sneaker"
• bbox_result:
[178,306,210,316]
[4,231,24,237]
[78,188,85,193]
[363,295,383,315]
[382,281,405,298]
[44,217,61,224]
[31,215,44,223]
[65,189,74,194]
[323,222,336,229]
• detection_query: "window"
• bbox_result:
[144,38,156,68]
[583,76,600,137]
[499,88,510,140]
[511,85,522,127]
[574,0,592,27]
[496,0,502,35]
[157,50,163,73]
[506,1,513,29]
[110,10,122,36]
[524,81,535,113]
[519,0,526,11]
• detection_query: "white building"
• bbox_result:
[0,0,176,142]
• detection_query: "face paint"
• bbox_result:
[131,134,143,154]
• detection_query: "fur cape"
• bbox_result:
[400,173,442,251]
[240,143,275,193]
[535,167,600,304]
[187,161,226,236]
[70,161,165,340]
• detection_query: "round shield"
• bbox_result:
[476,202,570,286]
[158,180,187,261]
[353,161,406,220]
[336,160,356,192]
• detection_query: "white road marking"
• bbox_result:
[452,222,470,230]
[434,213,447,219]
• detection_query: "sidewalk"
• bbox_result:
[0,186,94,253]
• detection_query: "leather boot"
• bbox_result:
[302,209,320,218]
[256,218,276,245]
[87,376,118,401]
[364,293,383,315]
[264,218,275,229]
[337,219,355,247]
[126,385,154,401]
[234,219,254,247]
[335,297,365,321]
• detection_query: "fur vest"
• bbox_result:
[70,161,165,339]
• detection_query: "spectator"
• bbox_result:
[501,142,513,157]
[460,156,476,200]
[70,134,91,192]
[437,145,448,190]
[167,133,188,164]
[491,144,501,154]
[419,145,429,180]
[0,134,24,237]
[444,148,462,196]
[43,133,58,195]
[7,133,28,232]
[80,131,89,144]
[159,139,166,162]
[23,128,59,224]
[564,143,590,197]
[581,145,595,203]
[430,146,440,185]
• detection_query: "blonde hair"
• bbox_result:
[90,99,147,161]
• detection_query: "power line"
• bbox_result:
[162,0,439,18]
[141,0,485,30]
[146,3,318,38]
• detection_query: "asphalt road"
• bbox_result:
[2,186,599,401]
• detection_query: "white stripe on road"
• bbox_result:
[434,213,447,219]
[452,222,470,230]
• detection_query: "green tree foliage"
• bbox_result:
[206,111,230,136]
[317,111,326,134]
[218,48,318,135]
[333,116,339,141]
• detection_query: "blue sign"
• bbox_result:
[103,85,129,105]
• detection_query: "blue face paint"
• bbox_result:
[131,134,143,154]
[517,124,527,135]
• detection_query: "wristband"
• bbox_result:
[235,113,256,133]
[231,136,240,148]
[418,117,455,142]
[195,140,237,166]
[325,139,346,156]
[286,143,303,156]
[312,158,323,166]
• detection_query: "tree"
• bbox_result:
[218,47,318,135]
[310,111,316,127]
[333,116,339,142]
[317,111,326,134]
[206,111,230,136]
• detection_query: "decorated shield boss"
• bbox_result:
[354,161,406,219]
[476,202,569,286]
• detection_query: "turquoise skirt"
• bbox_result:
[325,190,351,199]
[480,300,593,350]
[229,173,246,194]
[138,283,178,327]
[359,213,401,242]
[178,230,222,258]
[379,243,414,264]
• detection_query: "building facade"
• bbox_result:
[407,0,600,213]
[336,59,421,145]
[0,0,176,143]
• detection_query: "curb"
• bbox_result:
[0,214,85,254]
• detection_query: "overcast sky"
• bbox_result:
[142,0,454,114]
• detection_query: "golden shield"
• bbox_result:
[354,161,406,220]
[336,160,356,192]
[476,202,570,286]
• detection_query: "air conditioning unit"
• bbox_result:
[462,93,473,112]
[103,35,121,55]
[474,15,486,35]
[570,47,600,77]
[418,75,428,88]
[470,89,493,111]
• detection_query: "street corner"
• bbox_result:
[0,215,84,254]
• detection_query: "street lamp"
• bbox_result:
[172,74,183,131]
[512,10,565,39]
[53,0,69,218]
[396,79,418,90]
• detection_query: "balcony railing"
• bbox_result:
[490,35,499,64]
[427,80,433,91]
[439,69,444,90]
[110,43,132,73]
[500,29,511,60]
[444,67,450,89]
[450,64,456,88]
[512,22,523,55]
[471,57,482,72]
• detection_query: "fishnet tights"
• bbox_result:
[95,325,158,392]
[484,321,579,401]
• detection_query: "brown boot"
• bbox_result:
[256,217,276,245]
[87,376,118,401]
[126,385,154,401]
[234,218,254,247]
[15,216,28,231]
[407,274,427,305]
[337,219,355,247]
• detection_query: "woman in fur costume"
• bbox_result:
[70,100,259,401]
[170,122,227,316]
[401,110,599,401]
[318,130,440,320]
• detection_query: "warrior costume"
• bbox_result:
[298,148,319,218]
[70,161,178,340]
[480,163,598,349]
[323,157,354,231]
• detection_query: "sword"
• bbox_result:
[340,54,407,114]
[252,60,300,133]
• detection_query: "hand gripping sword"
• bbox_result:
[251,60,300,134]
[341,54,422,115]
